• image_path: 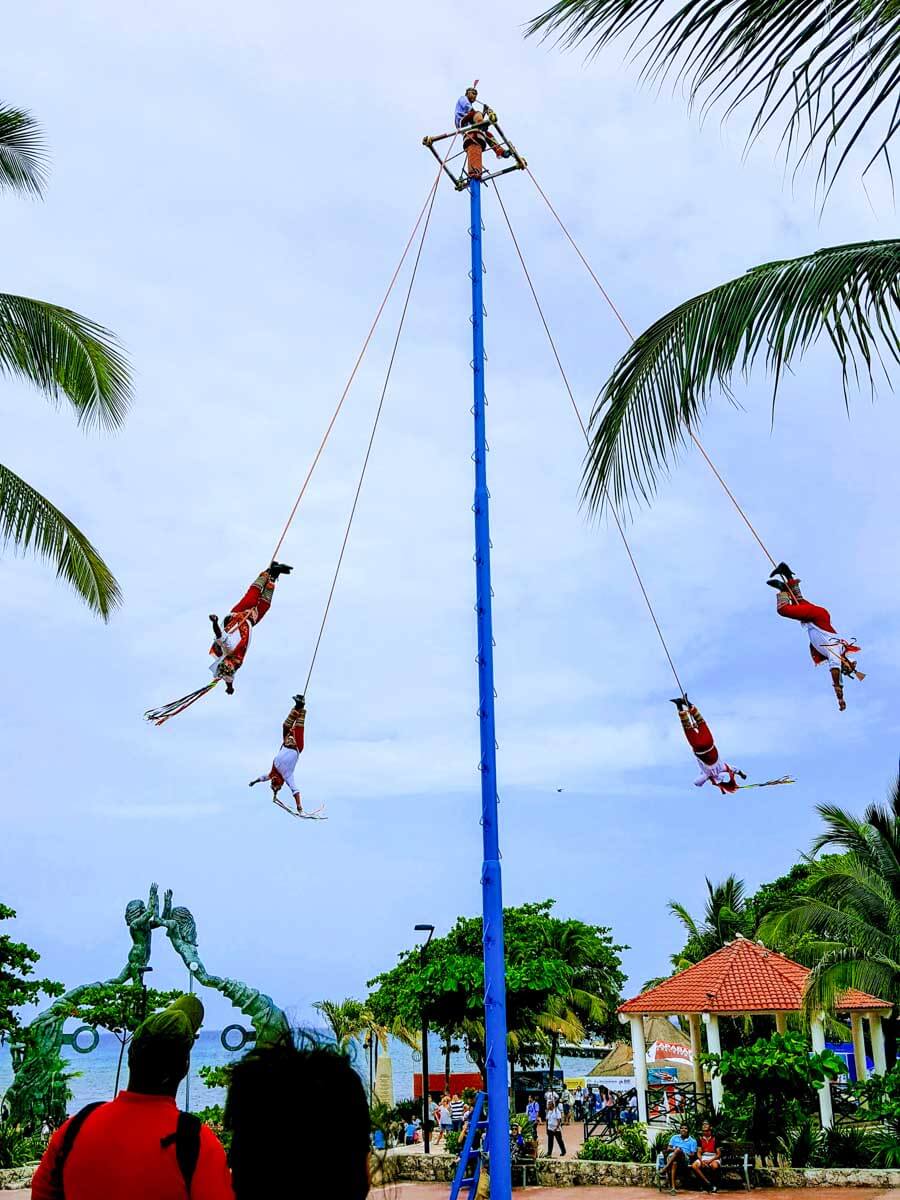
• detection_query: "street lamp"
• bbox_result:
[415,923,435,1154]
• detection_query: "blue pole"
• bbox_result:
[468,176,511,1200]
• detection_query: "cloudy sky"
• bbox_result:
[3,0,897,1030]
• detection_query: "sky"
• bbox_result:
[2,0,898,1034]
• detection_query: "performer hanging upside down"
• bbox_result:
[671,696,746,794]
[766,562,864,712]
[454,82,511,178]
[209,562,292,694]
[250,694,307,814]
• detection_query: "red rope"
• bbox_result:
[493,183,686,697]
[525,167,777,568]
[269,150,455,563]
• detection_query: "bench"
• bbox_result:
[511,1157,539,1189]
[656,1143,754,1191]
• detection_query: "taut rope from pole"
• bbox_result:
[269,150,455,563]
[525,167,778,569]
[302,162,444,694]
[493,183,686,697]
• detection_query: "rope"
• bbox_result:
[525,167,778,569]
[493,183,686,697]
[302,160,444,694]
[269,153,454,563]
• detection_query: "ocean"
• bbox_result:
[0,1031,604,1116]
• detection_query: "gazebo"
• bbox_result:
[618,935,892,1128]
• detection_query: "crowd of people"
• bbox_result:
[30,996,371,1200]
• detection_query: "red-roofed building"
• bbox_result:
[618,935,891,1128]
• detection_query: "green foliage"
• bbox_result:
[73,982,184,1044]
[0,1123,45,1169]
[618,1122,651,1163]
[444,1129,462,1155]
[0,903,63,1041]
[704,1031,843,1161]
[578,1136,632,1161]
[867,1128,900,1168]
[0,99,132,619]
[367,900,626,1071]
[580,240,900,514]
[525,0,900,190]
[195,1104,230,1152]
[649,1128,675,1160]
[760,782,900,1023]
[820,1125,875,1168]
[0,105,46,196]
[199,1063,232,1091]
[511,1111,537,1141]
[776,1114,825,1168]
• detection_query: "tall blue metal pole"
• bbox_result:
[469,176,512,1200]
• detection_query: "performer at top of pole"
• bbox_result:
[766,563,864,711]
[208,562,292,695]
[454,81,511,179]
[671,696,746,794]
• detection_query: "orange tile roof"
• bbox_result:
[619,936,890,1015]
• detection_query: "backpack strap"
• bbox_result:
[49,1101,106,1199]
[160,1111,201,1196]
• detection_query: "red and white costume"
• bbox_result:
[252,703,306,800]
[774,584,859,668]
[210,569,277,682]
[678,704,740,794]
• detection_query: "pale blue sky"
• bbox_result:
[2,0,897,1028]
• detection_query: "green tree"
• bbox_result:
[703,1031,843,1161]
[761,778,900,1064]
[367,900,625,1079]
[74,981,184,1095]
[0,104,132,618]
[668,876,748,972]
[523,3,900,514]
[0,903,63,1042]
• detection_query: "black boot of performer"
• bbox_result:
[669,696,687,709]
[769,562,794,578]
[766,579,787,590]
[269,561,293,577]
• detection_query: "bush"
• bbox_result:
[392,1098,422,1122]
[510,1111,536,1141]
[820,1125,874,1168]
[0,1122,46,1169]
[776,1115,825,1167]
[618,1122,651,1163]
[868,1129,900,1168]
[444,1130,462,1156]
[578,1137,631,1162]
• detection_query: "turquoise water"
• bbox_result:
[0,1031,603,1116]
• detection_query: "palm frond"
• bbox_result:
[583,239,900,512]
[0,462,121,620]
[0,106,47,197]
[525,0,900,190]
[667,900,702,941]
[0,294,132,430]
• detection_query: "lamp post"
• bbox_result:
[415,923,435,1153]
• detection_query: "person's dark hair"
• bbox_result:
[126,1038,190,1096]
[225,1034,370,1199]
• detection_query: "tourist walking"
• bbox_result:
[561,1086,572,1124]
[526,1094,540,1128]
[31,996,233,1200]
[545,1099,566,1157]
[450,1093,465,1132]
[431,1097,444,1145]
[439,1096,453,1140]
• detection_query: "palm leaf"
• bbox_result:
[0,294,132,430]
[525,0,900,190]
[0,462,121,619]
[583,239,900,512]
[0,105,47,197]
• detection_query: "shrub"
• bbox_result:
[444,1130,462,1155]
[510,1111,536,1140]
[820,1125,874,1168]
[0,1122,47,1169]
[776,1115,825,1167]
[618,1123,651,1163]
[868,1129,900,1168]
[578,1137,631,1162]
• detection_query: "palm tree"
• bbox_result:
[1,104,132,618]
[524,2,900,513]
[760,777,900,1064]
[313,998,372,1052]
[669,875,748,971]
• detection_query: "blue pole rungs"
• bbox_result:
[467,176,511,1200]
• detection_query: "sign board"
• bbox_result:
[584,1075,637,1092]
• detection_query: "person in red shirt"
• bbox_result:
[692,1120,721,1192]
[209,562,292,694]
[31,995,233,1200]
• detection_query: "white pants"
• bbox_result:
[273,746,300,794]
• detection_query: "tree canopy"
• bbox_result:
[367,900,626,1073]
[0,903,63,1042]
